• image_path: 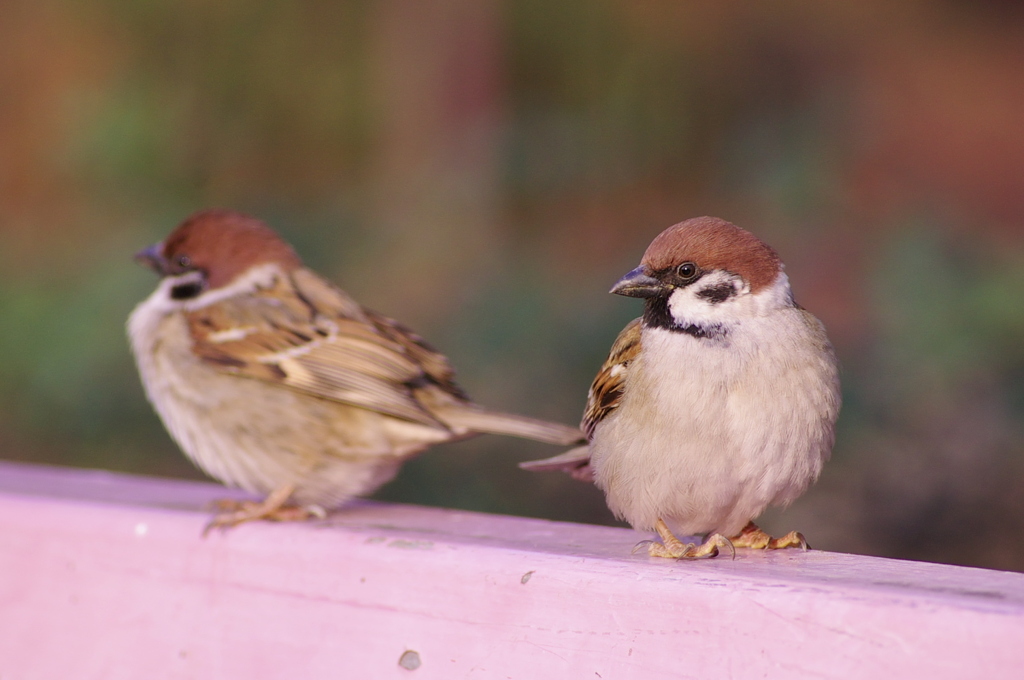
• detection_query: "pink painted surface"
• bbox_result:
[1,460,1022,679]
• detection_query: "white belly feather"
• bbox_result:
[590,308,839,537]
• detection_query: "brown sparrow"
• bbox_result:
[128,209,584,530]
[522,217,841,558]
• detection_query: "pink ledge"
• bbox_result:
[1,460,1022,680]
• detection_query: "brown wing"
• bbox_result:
[362,310,468,400]
[186,268,462,427]
[581,317,641,440]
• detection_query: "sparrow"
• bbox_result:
[521,217,841,558]
[128,209,584,531]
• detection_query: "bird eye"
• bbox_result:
[177,254,191,268]
[676,262,698,280]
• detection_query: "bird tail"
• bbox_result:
[442,407,586,446]
[517,445,592,471]
[517,445,594,482]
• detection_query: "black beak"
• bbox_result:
[610,266,669,298]
[134,243,167,275]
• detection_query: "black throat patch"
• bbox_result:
[642,296,729,341]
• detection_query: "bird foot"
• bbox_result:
[203,484,325,535]
[643,519,735,560]
[730,522,809,550]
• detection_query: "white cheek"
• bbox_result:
[665,271,744,325]
[666,270,791,327]
[133,263,285,319]
[139,272,204,315]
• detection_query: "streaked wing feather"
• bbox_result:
[581,318,642,440]
[186,270,453,427]
[364,310,467,398]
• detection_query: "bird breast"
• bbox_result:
[590,306,840,537]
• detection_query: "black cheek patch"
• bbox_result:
[170,281,204,300]
[696,283,735,305]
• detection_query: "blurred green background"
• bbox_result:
[2,0,1023,570]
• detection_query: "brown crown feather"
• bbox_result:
[640,216,782,293]
[161,209,303,289]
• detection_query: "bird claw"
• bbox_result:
[201,484,321,536]
[632,539,656,555]
[716,534,737,560]
[647,540,702,559]
[644,519,735,560]
[202,503,322,536]
[305,504,328,520]
[730,522,810,551]
[770,530,809,551]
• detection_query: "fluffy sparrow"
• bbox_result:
[522,217,840,558]
[128,209,583,530]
